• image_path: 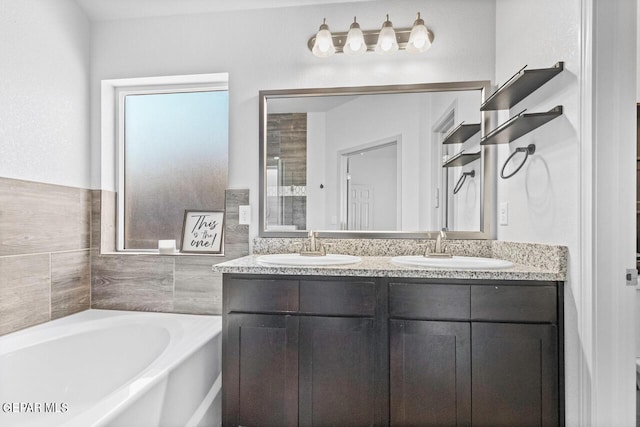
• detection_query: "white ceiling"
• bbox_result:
[74,0,372,21]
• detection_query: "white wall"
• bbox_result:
[495,1,638,423]
[0,0,91,188]
[90,0,497,239]
[494,0,582,422]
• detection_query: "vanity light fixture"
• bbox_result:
[308,13,434,57]
[311,18,336,58]
[407,12,431,53]
[375,15,399,54]
[344,17,366,56]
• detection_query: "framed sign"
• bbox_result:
[180,210,224,254]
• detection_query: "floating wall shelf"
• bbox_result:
[481,62,564,111]
[443,151,481,168]
[480,106,563,146]
[442,122,481,145]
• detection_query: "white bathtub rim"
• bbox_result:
[0,309,221,427]
[0,309,215,354]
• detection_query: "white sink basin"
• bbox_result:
[391,255,514,270]
[256,253,362,266]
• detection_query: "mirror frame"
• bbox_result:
[259,81,495,239]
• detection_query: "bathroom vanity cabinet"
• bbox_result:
[222,276,387,427]
[389,280,561,427]
[222,274,563,427]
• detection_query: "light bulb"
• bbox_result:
[407,12,432,53]
[312,18,335,58]
[317,32,331,52]
[375,15,398,54]
[344,17,366,56]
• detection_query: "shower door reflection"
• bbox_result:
[265,113,307,231]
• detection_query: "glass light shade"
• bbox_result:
[375,16,398,54]
[312,20,335,58]
[344,20,366,56]
[407,14,431,53]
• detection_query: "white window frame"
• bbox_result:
[101,73,229,253]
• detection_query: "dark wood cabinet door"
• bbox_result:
[389,320,471,427]
[471,323,559,427]
[223,314,299,427]
[298,316,381,427]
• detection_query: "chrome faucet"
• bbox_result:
[301,231,326,256]
[435,230,446,253]
[309,230,319,252]
[425,230,452,258]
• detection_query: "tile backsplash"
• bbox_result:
[0,176,249,336]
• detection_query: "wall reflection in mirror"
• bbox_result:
[259,82,492,238]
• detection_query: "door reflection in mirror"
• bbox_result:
[342,140,399,231]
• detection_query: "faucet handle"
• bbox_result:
[416,242,431,257]
[321,242,333,255]
[300,230,324,255]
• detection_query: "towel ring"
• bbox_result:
[501,144,536,179]
[453,170,475,195]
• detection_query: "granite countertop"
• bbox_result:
[212,254,566,282]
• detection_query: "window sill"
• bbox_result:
[99,251,226,257]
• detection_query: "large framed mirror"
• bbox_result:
[259,81,495,239]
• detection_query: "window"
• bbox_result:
[114,77,228,251]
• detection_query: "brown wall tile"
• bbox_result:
[51,250,91,320]
[0,177,90,256]
[224,189,250,259]
[174,256,222,315]
[100,190,116,253]
[91,253,174,312]
[90,190,101,250]
[0,255,50,335]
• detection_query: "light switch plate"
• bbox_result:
[239,205,251,225]
[499,202,509,226]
